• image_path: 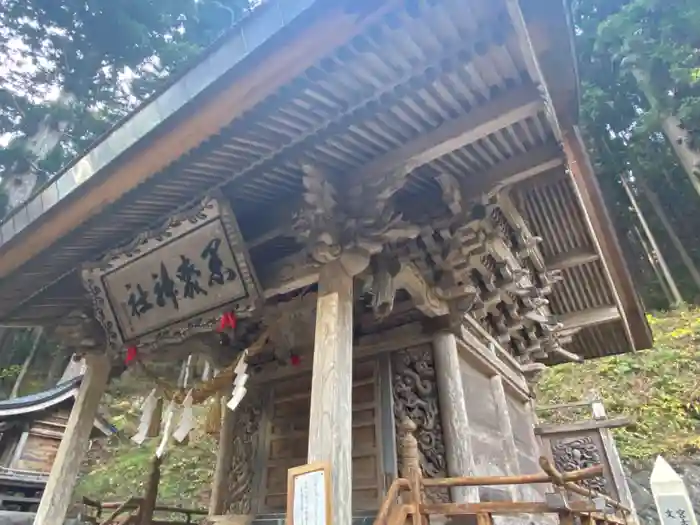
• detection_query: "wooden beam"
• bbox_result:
[395,263,449,317]
[354,83,543,179]
[562,126,652,350]
[34,353,110,525]
[548,345,583,364]
[471,142,564,196]
[558,306,620,332]
[505,0,562,143]
[307,261,354,525]
[546,249,599,271]
[259,251,320,298]
[535,417,632,435]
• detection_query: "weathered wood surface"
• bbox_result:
[432,331,478,503]
[490,375,522,499]
[562,125,649,349]
[307,261,354,525]
[262,359,382,511]
[534,417,632,435]
[209,396,236,516]
[34,353,110,525]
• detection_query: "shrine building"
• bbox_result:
[0,0,651,523]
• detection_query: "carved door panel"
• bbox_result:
[258,358,384,512]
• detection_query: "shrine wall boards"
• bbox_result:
[219,324,546,517]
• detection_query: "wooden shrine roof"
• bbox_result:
[0,0,651,359]
[0,376,113,436]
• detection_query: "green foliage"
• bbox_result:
[574,0,700,307]
[537,308,700,462]
[0,0,252,216]
[76,369,218,509]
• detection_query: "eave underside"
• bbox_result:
[0,0,648,360]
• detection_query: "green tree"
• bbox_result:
[0,0,252,217]
[573,0,700,307]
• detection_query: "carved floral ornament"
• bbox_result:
[81,194,263,353]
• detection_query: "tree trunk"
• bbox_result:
[1,93,74,218]
[637,176,700,293]
[632,69,700,197]
[634,226,675,307]
[621,175,683,306]
[10,328,43,399]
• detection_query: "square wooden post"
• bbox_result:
[34,352,111,525]
[307,260,354,525]
[209,395,236,516]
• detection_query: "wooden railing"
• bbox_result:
[376,418,633,525]
[82,496,208,525]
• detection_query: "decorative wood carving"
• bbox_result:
[293,164,419,276]
[82,194,262,351]
[363,250,402,318]
[550,435,608,494]
[399,173,571,364]
[391,345,449,503]
[226,396,263,514]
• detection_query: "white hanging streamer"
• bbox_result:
[173,389,195,443]
[132,388,158,445]
[227,350,249,413]
[156,399,177,459]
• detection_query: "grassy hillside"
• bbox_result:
[537,308,700,462]
[76,309,700,507]
[77,369,219,509]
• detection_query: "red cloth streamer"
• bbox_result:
[217,312,237,332]
[290,354,301,366]
[125,346,138,365]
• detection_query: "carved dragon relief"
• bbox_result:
[391,345,450,503]
[225,396,263,515]
[550,435,608,495]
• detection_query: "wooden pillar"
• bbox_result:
[209,396,236,516]
[35,352,110,525]
[308,260,354,525]
[432,331,479,503]
[590,394,639,524]
[490,375,522,500]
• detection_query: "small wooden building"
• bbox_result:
[0,375,112,513]
[0,0,651,523]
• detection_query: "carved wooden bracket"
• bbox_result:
[401,172,571,363]
[293,164,420,276]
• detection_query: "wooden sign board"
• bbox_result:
[82,195,261,349]
[286,462,331,525]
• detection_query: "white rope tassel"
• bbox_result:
[132,388,158,445]
[156,399,177,459]
[173,389,194,443]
